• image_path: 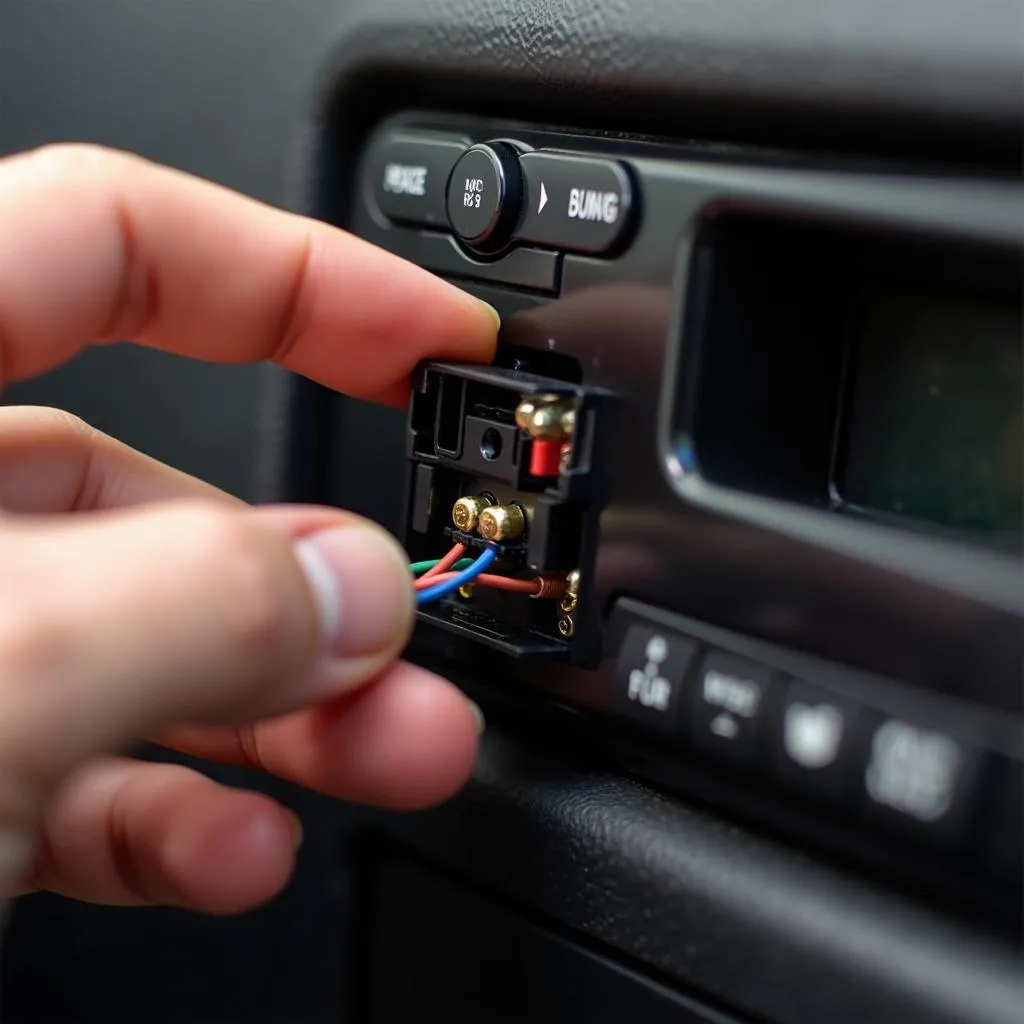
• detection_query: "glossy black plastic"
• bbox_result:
[346,112,1024,924]
[446,141,523,251]
[354,111,1024,706]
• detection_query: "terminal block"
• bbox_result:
[403,361,612,663]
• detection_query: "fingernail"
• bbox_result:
[465,698,486,735]
[480,301,501,332]
[293,526,413,659]
[285,810,304,850]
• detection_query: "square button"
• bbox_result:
[855,715,980,848]
[688,651,777,763]
[612,624,698,734]
[771,680,863,802]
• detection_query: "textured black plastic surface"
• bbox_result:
[313,0,1023,154]
[364,855,738,1023]
[384,729,1024,1024]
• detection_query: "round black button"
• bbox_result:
[446,143,522,252]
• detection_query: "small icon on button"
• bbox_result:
[701,667,762,741]
[784,702,844,769]
[538,181,548,214]
[626,635,672,713]
[612,624,698,734]
[709,713,739,740]
[690,654,774,762]
[865,720,962,823]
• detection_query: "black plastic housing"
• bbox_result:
[404,361,612,664]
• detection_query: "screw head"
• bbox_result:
[557,615,575,638]
[561,569,581,612]
[478,503,526,542]
[452,495,491,533]
[529,405,566,441]
[514,398,539,431]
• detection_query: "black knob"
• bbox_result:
[446,142,523,253]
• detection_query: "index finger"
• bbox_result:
[0,145,498,403]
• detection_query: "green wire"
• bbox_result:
[409,557,474,575]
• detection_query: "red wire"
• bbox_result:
[420,543,467,580]
[413,571,541,595]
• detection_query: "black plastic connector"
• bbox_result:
[403,361,613,664]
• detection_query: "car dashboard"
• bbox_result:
[1,2,1021,1023]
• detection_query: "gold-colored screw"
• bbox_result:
[478,503,527,542]
[557,615,575,638]
[457,583,475,600]
[559,569,580,614]
[452,494,493,533]
[514,397,541,432]
[529,400,576,442]
[515,395,576,442]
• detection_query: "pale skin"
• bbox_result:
[0,144,499,914]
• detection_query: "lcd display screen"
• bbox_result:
[839,292,1022,550]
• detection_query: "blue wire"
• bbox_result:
[416,546,497,605]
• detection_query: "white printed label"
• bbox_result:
[382,163,427,196]
[700,669,761,743]
[566,188,619,224]
[462,177,484,209]
[625,634,673,713]
[702,670,761,718]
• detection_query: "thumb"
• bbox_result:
[0,500,413,793]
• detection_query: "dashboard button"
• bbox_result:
[612,624,698,734]
[370,134,467,229]
[771,680,862,801]
[857,716,980,847]
[446,142,523,252]
[688,652,777,763]
[516,152,633,254]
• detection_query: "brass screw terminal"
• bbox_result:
[559,569,581,614]
[452,494,493,533]
[478,503,527,542]
[557,615,575,638]
[513,397,542,432]
[515,395,576,443]
[530,401,576,442]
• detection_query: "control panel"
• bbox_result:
[605,600,1020,889]
[370,132,633,258]
[338,111,1024,933]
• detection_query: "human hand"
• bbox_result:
[0,145,498,914]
